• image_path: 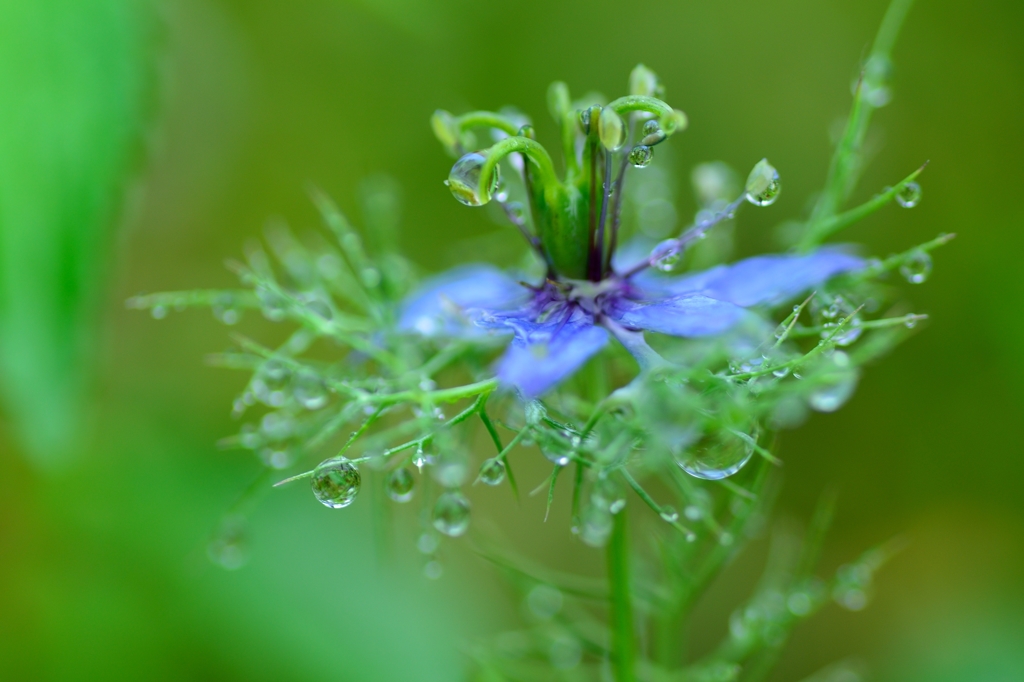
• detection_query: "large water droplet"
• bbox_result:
[640,119,666,147]
[597,107,626,151]
[651,239,682,272]
[677,429,757,480]
[895,181,921,208]
[311,456,361,509]
[744,158,781,207]
[432,491,471,537]
[478,458,506,486]
[386,466,415,503]
[447,152,500,206]
[900,250,932,284]
[292,368,328,410]
[629,145,653,168]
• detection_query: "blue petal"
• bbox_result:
[609,294,748,337]
[633,250,864,307]
[398,265,527,337]
[496,312,609,398]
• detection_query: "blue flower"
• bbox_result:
[399,246,862,398]
[406,69,865,397]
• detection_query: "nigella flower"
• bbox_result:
[401,66,863,398]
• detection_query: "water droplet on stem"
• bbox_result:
[311,456,361,509]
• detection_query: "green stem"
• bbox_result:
[455,111,521,137]
[479,136,560,199]
[608,509,636,682]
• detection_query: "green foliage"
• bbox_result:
[0,0,159,467]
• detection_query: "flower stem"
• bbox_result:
[608,509,636,682]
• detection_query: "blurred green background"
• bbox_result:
[2,0,1023,679]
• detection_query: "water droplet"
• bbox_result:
[629,145,653,168]
[719,532,734,546]
[311,456,361,509]
[424,560,443,580]
[833,321,863,347]
[860,54,893,107]
[527,584,563,620]
[549,635,582,670]
[578,106,595,134]
[386,467,415,503]
[259,446,293,469]
[651,239,681,272]
[744,158,782,207]
[432,491,471,537]
[493,187,510,203]
[580,503,613,548]
[899,250,932,284]
[478,459,506,486]
[772,366,791,378]
[359,267,381,289]
[212,293,241,325]
[291,368,328,410]
[904,316,918,329]
[677,429,757,480]
[506,201,527,224]
[150,305,167,319]
[834,587,868,611]
[417,532,439,555]
[808,369,858,413]
[447,152,500,206]
[787,592,813,616]
[259,411,292,441]
[895,181,921,208]
[659,505,679,523]
[518,124,536,140]
[207,517,248,570]
[592,477,626,514]
[597,107,626,151]
[640,119,666,146]
[257,288,288,321]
